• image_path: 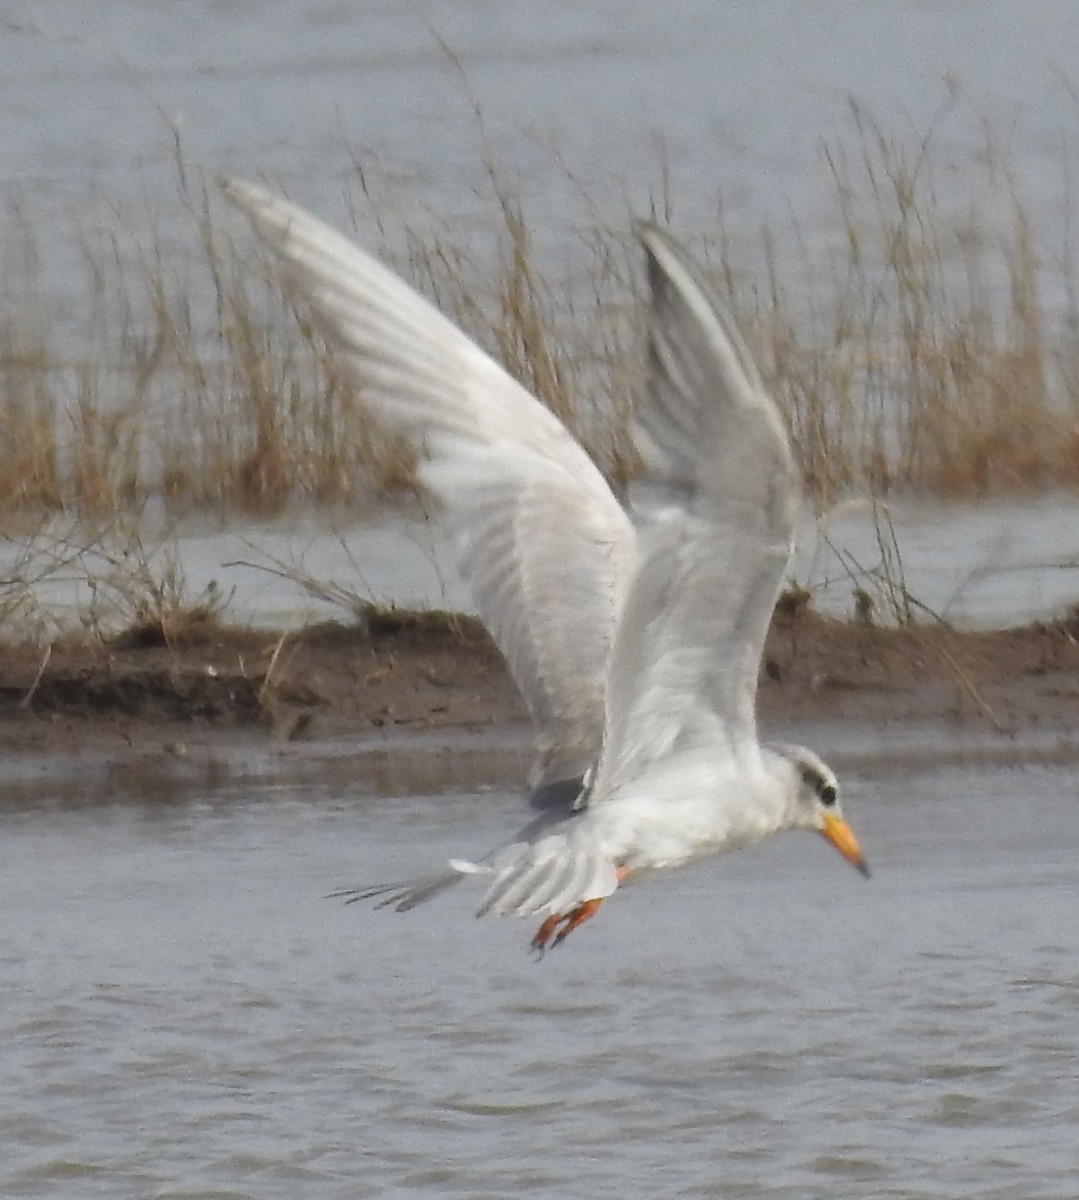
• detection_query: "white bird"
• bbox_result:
[223,179,869,951]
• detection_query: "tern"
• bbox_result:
[223,179,869,951]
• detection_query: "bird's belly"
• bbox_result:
[589,787,779,875]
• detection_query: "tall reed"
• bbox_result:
[3,98,1079,524]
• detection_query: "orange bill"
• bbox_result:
[820,811,871,878]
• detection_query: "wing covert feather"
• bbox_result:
[592,225,800,800]
[223,180,636,782]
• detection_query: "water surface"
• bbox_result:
[5,2,1079,301]
[4,16,1079,1192]
[8,496,1079,633]
[2,750,1078,1198]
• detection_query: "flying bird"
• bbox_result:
[223,179,869,951]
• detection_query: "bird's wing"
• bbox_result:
[222,180,635,784]
[590,224,800,804]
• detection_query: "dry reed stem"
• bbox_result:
[20,642,52,708]
[258,628,294,707]
[2,99,1079,524]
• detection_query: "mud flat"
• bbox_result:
[3,602,1079,803]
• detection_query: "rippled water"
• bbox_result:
[4,11,1079,1194]
[3,748,1078,1198]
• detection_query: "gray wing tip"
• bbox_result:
[634,218,770,406]
[217,174,269,210]
[218,177,301,246]
[633,221,688,286]
[634,221,715,307]
[633,218,676,254]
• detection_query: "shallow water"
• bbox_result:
[5,18,1079,1192]
[6,6,1079,639]
[8,495,1079,634]
[3,747,1079,1198]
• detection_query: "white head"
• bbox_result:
[769,743,870,878]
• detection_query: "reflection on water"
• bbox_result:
[2,747,1079,1199]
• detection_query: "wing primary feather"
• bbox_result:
[587,223,800,806]
[222,177,635,787]
[227,189,822,938]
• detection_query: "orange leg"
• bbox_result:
[530,866,629,953]
[530,912,564,952]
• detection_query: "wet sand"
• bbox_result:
[2,602,1079,769]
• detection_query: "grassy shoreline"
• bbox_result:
[4,101,1079,529]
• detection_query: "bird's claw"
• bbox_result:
[529,898,605,955]
[530,912,562,957]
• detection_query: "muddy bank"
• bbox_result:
[2,603,1079,770]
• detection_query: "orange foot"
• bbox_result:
[531,898,604,954]
[529,866,629,954]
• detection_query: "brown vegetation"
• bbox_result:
[4,100,1079,528]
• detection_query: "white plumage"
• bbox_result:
[224,180,869,950]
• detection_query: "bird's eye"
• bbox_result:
[819,784,837,806]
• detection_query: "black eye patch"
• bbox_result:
[802,768,837,806]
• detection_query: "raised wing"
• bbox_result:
[222,180,636,785]
[591,224,800,802]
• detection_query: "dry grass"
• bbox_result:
[4,98,1079,527]
[0,514,230,649]
[739,99,1073,500]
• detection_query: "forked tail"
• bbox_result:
[328,858,486,913]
